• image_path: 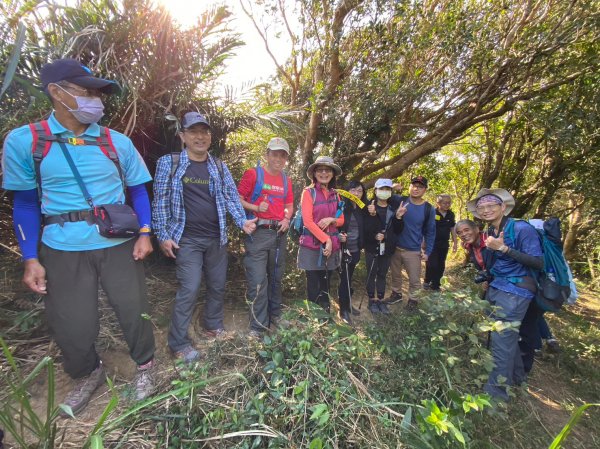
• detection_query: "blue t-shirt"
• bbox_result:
[395,199,436,254]
[2,112,152,251]
[489,219,543,299]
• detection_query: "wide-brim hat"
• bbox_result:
[306,156,342,178]
[467,188,515,219]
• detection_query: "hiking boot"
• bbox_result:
[423,282,432,290]
[339,309,353,325]
[405,299,418,311]
[351,306,361,316]
[378,301,391,315]
[204,328,227,339]
[248,329,263,341]
[368,299,381,314]
[60,361,106,417]
[173,345,201,364]
[134,359,156,401]
[546,338,560,353]
[270,316,290,329]
[385,291,403,305]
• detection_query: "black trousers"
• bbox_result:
[519,299,542,374]
[40,239,155,379]
[306,269,335,313]
[365,252,392,299]
[424,245,450,289]
[337,251,360,313]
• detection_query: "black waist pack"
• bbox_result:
[93,204,139,238]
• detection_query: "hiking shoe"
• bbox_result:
[60,361,106,417]
[351,306,361,316]
[204,328,227,339]
[405,299,418,311]
[378,301,391,315]
[270,316,290,329]
[546,338,560,353]
[173,345,201,364]
[134,359,156,401]
[339,309,353,325]
[368,300,381,314]
[423,282,432,290]
[248,329,263,341]
[385,291,403,305]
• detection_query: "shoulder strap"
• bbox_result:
[30,121,53,198]
[57,141,95,208]
[250,164,264,203]
[422,201,433,235]
[97,127,126,193]
[282,171,288,201]
[170,152,181,178]
[30,122,127,198]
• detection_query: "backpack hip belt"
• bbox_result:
[43,209,95,226]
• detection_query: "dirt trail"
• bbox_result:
[2,257,599,448]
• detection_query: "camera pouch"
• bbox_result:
[93,204,139,238]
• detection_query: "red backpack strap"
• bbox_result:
[97,127,126,192]
[30,120,54,198]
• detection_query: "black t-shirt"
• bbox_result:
[182,160,220,238]
[434,209,456,247]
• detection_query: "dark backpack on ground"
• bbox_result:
[504,217,571,313]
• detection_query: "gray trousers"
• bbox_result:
[484,287,531,401]
[168,235,227,352]
[40,239,155,379]
[244,228,287,332]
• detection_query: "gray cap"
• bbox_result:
[267,137,290,154]
[181,112,211,129]
[374,178,393,189]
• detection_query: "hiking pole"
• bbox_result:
[269,230,282,325]
[359,252,378,310]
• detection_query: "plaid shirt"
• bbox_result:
[152,150,246,245]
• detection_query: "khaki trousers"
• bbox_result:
[390,248,422,301]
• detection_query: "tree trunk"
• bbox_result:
[563,196,583,260]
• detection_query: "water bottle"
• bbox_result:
[379,241,385,256]
[547,267,556,282]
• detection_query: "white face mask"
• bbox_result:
[376,190,392,200]
[55,84,105,124]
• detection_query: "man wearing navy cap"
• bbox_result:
[152,112,257,363]
[2,59,156,416]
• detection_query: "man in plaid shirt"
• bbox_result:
[152,112,257,363]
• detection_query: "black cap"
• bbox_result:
[410,175,428,187]
[181,111,211,129]
[40,58,120,94]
